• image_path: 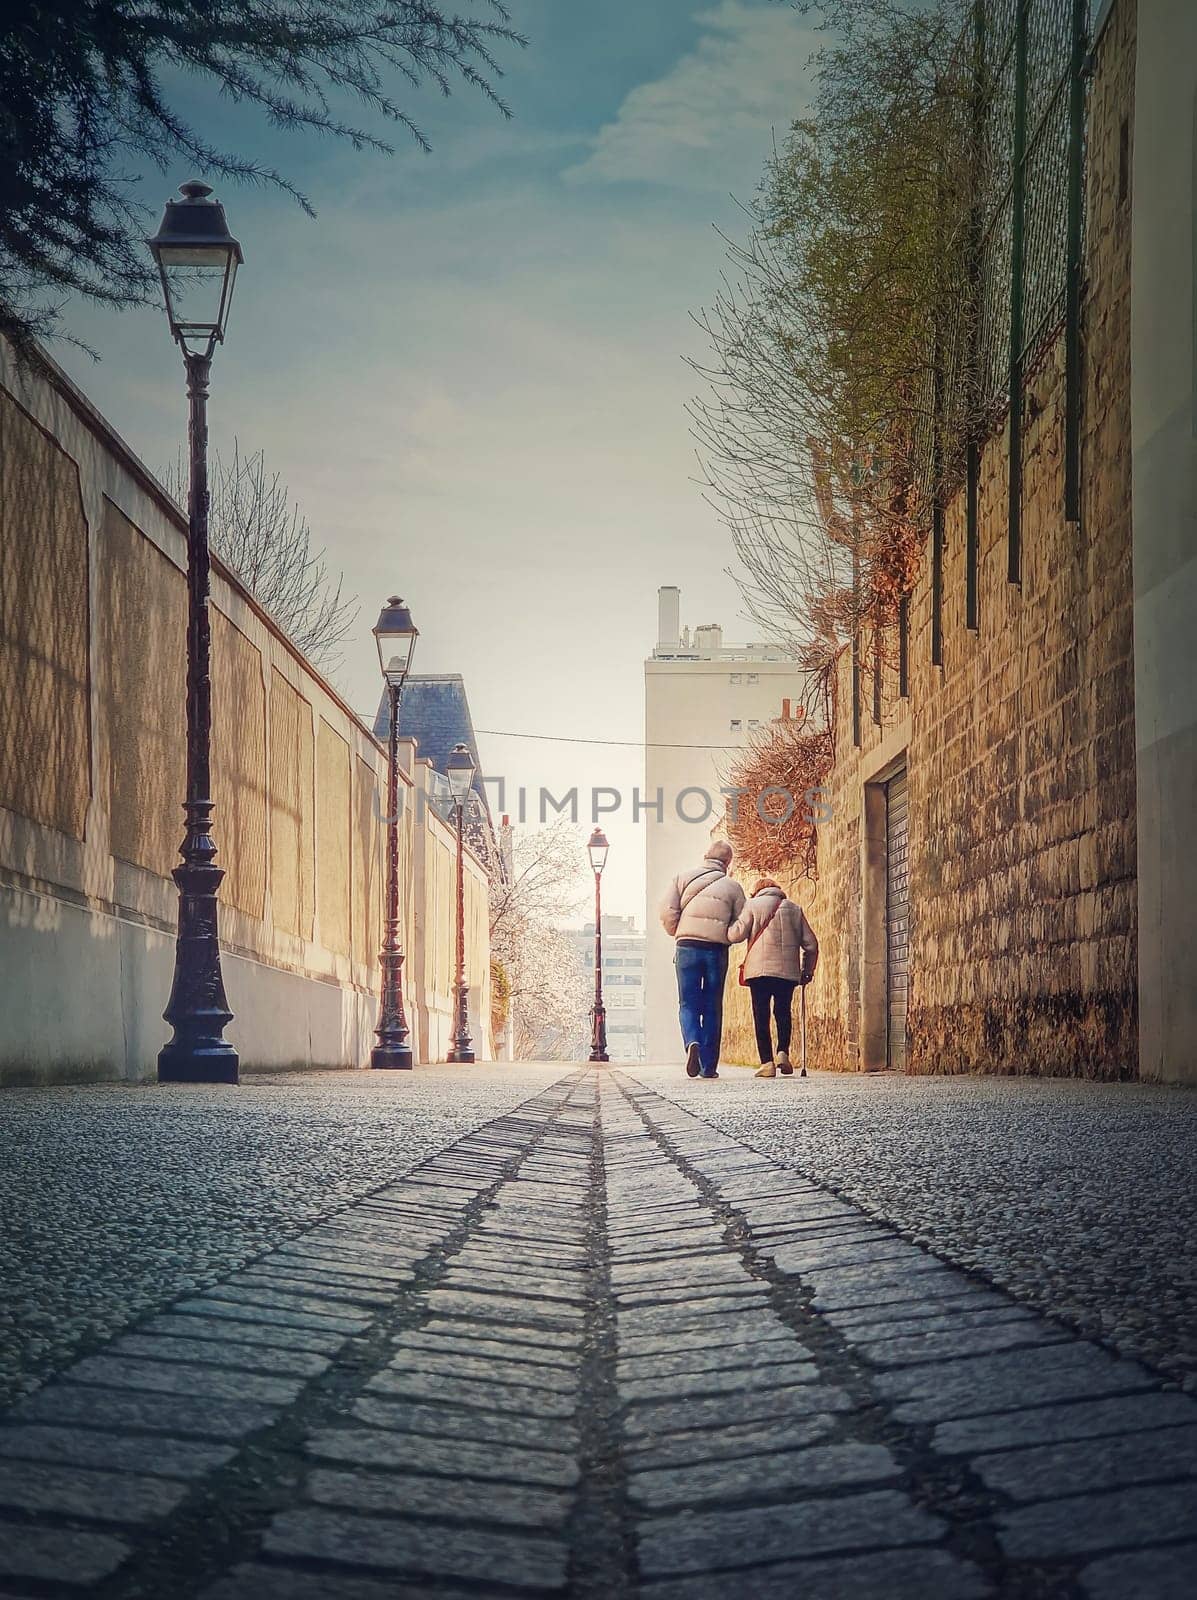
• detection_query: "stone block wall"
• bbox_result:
[789,0,1137,1079]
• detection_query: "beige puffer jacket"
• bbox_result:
[740,887,818,982]
[660,859,749,946]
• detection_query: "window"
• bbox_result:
[748,719,760,730]
[730,673,742,684]
[747,672,759,684]
[730,718,742,732]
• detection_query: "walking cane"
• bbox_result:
[799,982,808,1078]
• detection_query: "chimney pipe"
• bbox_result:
[657,586,681,648]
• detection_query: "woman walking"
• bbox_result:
[739,879,818,1078]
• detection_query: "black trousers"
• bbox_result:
[747,977,797,1064]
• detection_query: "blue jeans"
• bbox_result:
[675,943,729,1075]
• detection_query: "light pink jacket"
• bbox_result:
[740,887,819,982]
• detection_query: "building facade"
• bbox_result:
[644,586,799,1062]
[572,915,646,1062]
[766,0,1192,1086]
[0,338,493,1083]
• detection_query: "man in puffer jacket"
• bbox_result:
[659,840,750,1079]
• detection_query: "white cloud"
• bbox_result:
[565,1,818,191]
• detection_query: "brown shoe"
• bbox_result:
[685,1043,702,1077]
[755,1062,776,1078]
[776,1049,793,1076]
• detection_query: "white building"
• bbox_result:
[1129,0,1197,1083]
[571,916,646,1062]
[644,587,800,1063]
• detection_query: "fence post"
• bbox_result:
[1007,0,1028,586]
[1064,0,1089,523]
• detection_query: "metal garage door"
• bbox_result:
[886,770,910,1071]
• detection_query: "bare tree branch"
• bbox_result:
[165,441,358,675]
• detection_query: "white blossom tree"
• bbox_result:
[488,818,590,1060]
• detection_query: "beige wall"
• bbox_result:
[403,757,493,1065]
[0,338,492,1083]
[769,1,1138,1080]
[0,387,91,842]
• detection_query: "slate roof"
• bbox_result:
[373,674,499,871]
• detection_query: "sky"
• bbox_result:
[57,0,822,921]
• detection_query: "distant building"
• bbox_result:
[372,673,501,873]
[572,915,646,1062]
[644,586,799,1063]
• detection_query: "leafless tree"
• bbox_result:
[688,0,971,707]
[165,442,358,676]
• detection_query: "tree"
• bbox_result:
[488,815,583,964]
[720,711,834,879]
[689,0,971,702]
[486,818,589,1061]
[0,2,524,351]
[164,442,357,674]
[507,925,591,1062]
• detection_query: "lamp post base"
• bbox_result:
[158,1042,239,1084]
[589,998,608,1065]
[447,1047,475,1064]
[371,1045,413,1070]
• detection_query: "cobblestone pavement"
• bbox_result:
[0,1066,1194,1597]
[0,1066,563,1408]
[629,1065,1197,1389]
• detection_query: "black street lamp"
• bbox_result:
[149,181,244,1086]
[372,597,419,1069]
[587,827,610,1064]
[446,742,476,1064]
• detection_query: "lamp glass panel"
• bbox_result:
[159,248,237,341]
[447,761,475,802]
[376,636,414,685]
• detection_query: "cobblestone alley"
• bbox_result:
[0,1066,1194,1598]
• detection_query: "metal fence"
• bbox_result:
[975,0,1083,411]
[919,0,1090,659]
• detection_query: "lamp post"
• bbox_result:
[587,827,610,1064]
[372,597,419,1069]
[446,742,476,1064]
[148,181,243,1085]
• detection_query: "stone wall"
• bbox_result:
[770,0,1137,1079]
[0,338,493,1083]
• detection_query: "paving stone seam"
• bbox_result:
[626,1073,1196,1396]
[561,1074,638,1600]
[0,1074,586,1600]
[609,1073,1087,1600]
[6,1100,575,1413]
